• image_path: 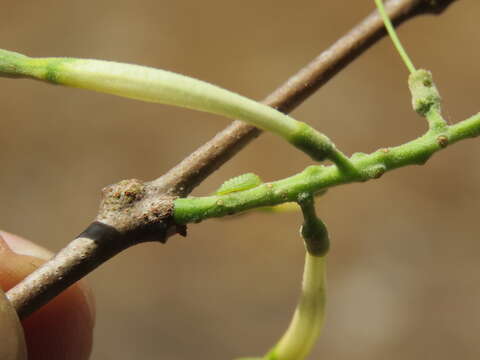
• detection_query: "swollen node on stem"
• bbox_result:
[375,1,447,131]
[297,193,329,257]
[408,69,448,131]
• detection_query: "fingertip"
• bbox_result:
[0,232,95,360]
[0,288,27,360]
[0,231,53,260]
[22,282,95,360]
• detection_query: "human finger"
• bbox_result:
[0,231,95,360]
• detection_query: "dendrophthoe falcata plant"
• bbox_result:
[0,0,473,359]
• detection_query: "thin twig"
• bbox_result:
[6,0,457,319]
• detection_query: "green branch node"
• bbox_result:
[408,69,447,131]
[289,122,358,173]
[409,70,441,116]
[297,193,329,257]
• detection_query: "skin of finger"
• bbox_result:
[0,233,95,360]
[0,288,27,360]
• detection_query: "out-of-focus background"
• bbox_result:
[1,1,479,359]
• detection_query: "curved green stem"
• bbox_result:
[174,113,480,224]
[266,194,328,360]
[239,194,328,360]
[375,1,447,131]
[266,254,326,360]
[375,0,416,74]
[0,48,350,164]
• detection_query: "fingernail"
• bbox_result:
[0,231,53,260]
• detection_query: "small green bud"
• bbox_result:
[297,193,329,256]
[408,69,441,116]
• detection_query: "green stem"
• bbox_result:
[0,48,348,164]
[375,0,448,132]
[262,193,329,360]
[174,114,480,224]
[266,254,327,360]
[376,1,447,132]
[375,0,416,74]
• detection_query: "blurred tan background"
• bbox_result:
[1,1,479,359]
